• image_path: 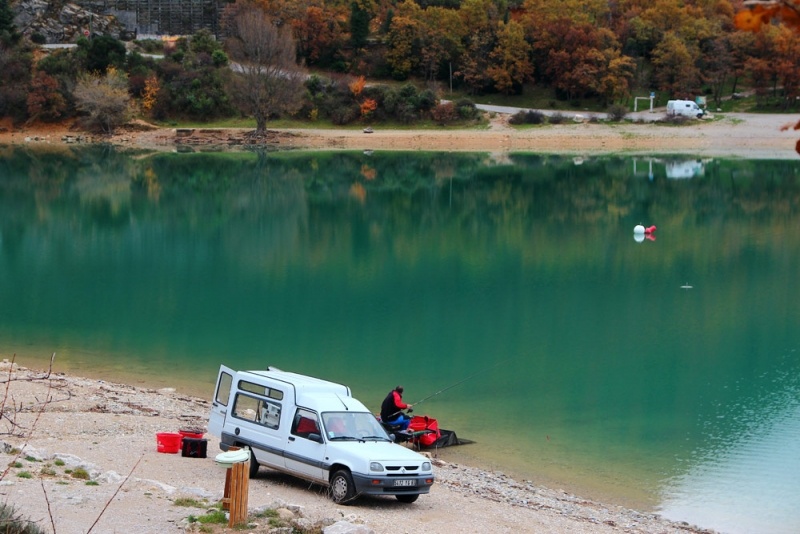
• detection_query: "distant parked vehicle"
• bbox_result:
[666,100,705,119]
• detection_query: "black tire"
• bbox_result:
[395,494,419,504]
[249,453,259,479]
[330,469,357,504]
[697,113,703,119]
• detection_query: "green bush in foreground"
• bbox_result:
[71,467,90,480]
[0,503,47,534]
[196,510,227,524]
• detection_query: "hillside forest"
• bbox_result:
[0,0,799,132]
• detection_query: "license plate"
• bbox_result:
[393,479,416,487]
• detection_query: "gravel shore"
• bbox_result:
[1,112,798,159]
[0,362,716,534]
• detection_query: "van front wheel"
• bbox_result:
[330,469,357,504]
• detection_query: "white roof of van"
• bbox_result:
[295,391,370,413]
[243,368,351,396]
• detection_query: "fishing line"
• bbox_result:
[410,357,514,408]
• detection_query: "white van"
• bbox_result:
[208,366,434,504]
[666,100,705,119]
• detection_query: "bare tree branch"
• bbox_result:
[226,4,305,133]
[85,453,144,534]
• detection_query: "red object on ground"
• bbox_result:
[156,432,182,453]
[179,429,204,440]
[645,225,657,234]
[408,415,441,447]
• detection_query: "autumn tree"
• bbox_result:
[225,3,305,133]
[772,24,800,109]
[487,20,533,94]
[385,16,421,80]
[651,32,701,98]
[457,0,504,94]
[293,6,346,67]
[418,7,465,83]
[597,49,636,105]
[26,71,67,122]
[702,35,734,107]
[0,44,33,122]
[74,67,132,133]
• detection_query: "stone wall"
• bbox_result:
[12,0,225,43]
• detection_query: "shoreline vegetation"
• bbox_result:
[0,111,798,159]
[0,360,717,534]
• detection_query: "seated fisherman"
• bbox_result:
[380,385,413,431]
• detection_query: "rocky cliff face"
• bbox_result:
[13,0,123,43]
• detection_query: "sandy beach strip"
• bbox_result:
[0,362,717,534]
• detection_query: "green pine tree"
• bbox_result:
[0,0,15,35]
[349,1,370,50]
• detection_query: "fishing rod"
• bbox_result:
[387,357,513,419]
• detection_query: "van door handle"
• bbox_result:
[288,437,295,442]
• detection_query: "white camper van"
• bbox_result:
[666,100,705,118]
[208,366,434,504]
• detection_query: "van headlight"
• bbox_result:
[370,462,384,472]
[422,462,431,471]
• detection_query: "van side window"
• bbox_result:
[232,393,282,430]
[239,380,284,401]
[216,372,233,407]
[291,408,321,440]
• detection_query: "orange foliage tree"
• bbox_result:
[735,0,800,152]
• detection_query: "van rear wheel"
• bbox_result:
[249,454,259,478]
[330,469,357,504]
[395,494,419,503]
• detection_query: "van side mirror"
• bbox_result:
[389,433,396,442]
[308,433,324,444]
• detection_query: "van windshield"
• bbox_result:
[322,412,390,441]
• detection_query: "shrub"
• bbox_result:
[197,510,228,524]
[71,467,90,480]
[330,103,360,125]
[8,462,22,468]
[415,88,437,112]
[85,480,99,486]
[395,101,418,124]
[30,33,45,45]
[85,35,127,72]
[54,459,65,466]
[455,98,477,119]
[40,467,56,476]
[174,498,205,507]
[607,104,628,122]
[548,112,566,124]
[16,472,31,479]
[509,110,545,125]
[74,67,132,133]
[0,503,48,534]
[431,102,458,124]
[134,39,164,54]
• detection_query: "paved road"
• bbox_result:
[473,103,668,122]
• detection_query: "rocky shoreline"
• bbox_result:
[0,361,718,534]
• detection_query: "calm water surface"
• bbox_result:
[1,147,799,534]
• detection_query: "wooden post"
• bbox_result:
[219,446,249,527]
[228,460,250,527]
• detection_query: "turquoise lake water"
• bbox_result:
[1,147,799,533]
